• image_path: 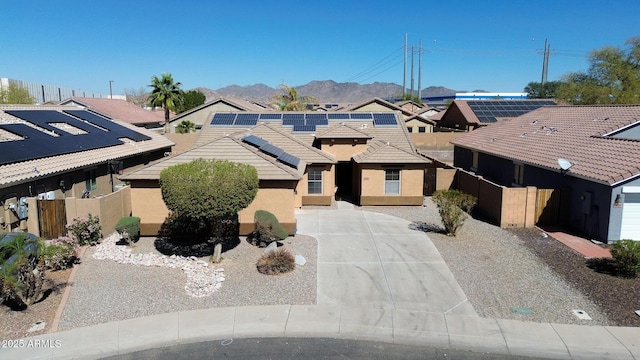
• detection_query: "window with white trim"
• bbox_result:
[307,168,322,194]
[385,169,400,195]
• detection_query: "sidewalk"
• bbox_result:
[538,225,612,258]
[2,304,639,359]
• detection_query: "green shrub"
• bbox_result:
[256,247,295,275]
[250,210,288,246]
[432,190,477,236]
[115,217,141,245]
[66,214,102,246]
[610,240,640,278]
[0,233,46,309]
[42,236,78,270]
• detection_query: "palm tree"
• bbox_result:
[271,84,317,111]
[175,120,196,134]
[148,73,184,132]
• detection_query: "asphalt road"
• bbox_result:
[104,337,544,360]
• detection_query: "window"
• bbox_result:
[418,127,426,133]
[407,127,413,133]
[385,169,400,195]
[513,163,524,185]
[85,169,97,191]
[307,168,322,194]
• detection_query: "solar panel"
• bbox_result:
[233,113,259,126]
[7,110,101,136]
[306,117,328,126]
[64,110,152,141]
[282,118,305,126]
[242,134,268,148]
[327,113,350,120]
[306,113,327,120]
[259,143,285,157]
[467,100,556,123]
[259,113,282,120]
[372,113,397,126]
[292,124,316,132]
[210,113,236,126]
[283,113,304,120]
[277,152,301,168]
[350,113,373,120]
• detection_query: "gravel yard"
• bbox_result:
[57,235,317,331]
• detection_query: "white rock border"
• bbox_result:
[92,233,225,298]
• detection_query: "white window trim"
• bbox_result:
[385,169,401,195]
[307,168,323,195]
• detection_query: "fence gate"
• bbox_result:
[424,168,437,195]
[535,189,563,225]
[37,200,67,239]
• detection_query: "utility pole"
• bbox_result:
[109,80,114,99]
[418,39,423,101]
[403,33,407,97]
[541,39,550,84]
[410,46,415,97]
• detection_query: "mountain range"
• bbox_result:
[193,80,471,105]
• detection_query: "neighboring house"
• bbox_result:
[405,114,436,134]
[0,105,173,237]
[423,92,529,107]
[167,97,270,133]
[394,100,424,114]
[59,97,165,129]
[438,99,556,131]
[122,111,429,236]
[348,97,436,133]
[451,105,640,243]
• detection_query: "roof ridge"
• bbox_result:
[252,123,336,162]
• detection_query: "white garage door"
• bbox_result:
[620,193,640,241]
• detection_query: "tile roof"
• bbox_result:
[447,99,557,125]
[120,136,301,181]
[61,97,165,126]
[315,124,373,140]
[0,105,173,187]
[451,105,640,185]
[353,140,428,164]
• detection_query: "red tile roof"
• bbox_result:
[451,105,640,185]
[62,97,165,126]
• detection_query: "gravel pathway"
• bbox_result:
[362,198,611,326]
[58,235,316,331]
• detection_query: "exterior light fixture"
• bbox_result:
[613,194,623,208]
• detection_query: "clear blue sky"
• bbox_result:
[2,0,639,95]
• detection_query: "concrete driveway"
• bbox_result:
[295,202,477,315]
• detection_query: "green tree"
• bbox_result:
[556,36,640,104]
[176,90,206,114]
[148,73,185,132]
[159,159,259,261]
[271,84,317,111]
[524,81,563,99]
[0,83,35,104]
[175,120,196,134]
[398,93,423,104]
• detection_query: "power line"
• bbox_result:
[344,45,404,83]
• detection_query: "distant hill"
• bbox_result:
[193,80,467,105]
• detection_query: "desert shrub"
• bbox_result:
[42,236,78,270]
[0,232,46,310]
[66,214,102,246]
[610,239,640,278]
[115,217,141,245]
[256,247,295,275]
[249,210,288,247]
[432,190,477,236]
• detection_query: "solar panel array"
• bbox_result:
[210,112,398,132]
[241,134,302,170]
[466,100,556,123]
[0,110,153,165]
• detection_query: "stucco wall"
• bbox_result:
[299,164,334,206]
[130,181,297,236]
[319,140,368,161]
[357,164,424,205]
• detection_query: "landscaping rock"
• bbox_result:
[295,255,306,266]
[264,241,278,254]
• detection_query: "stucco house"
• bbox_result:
[451,105,640,242]
[439,99,556,131]
[0,105,173,237]
[167,97,270,133]
[122,111,429,236]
